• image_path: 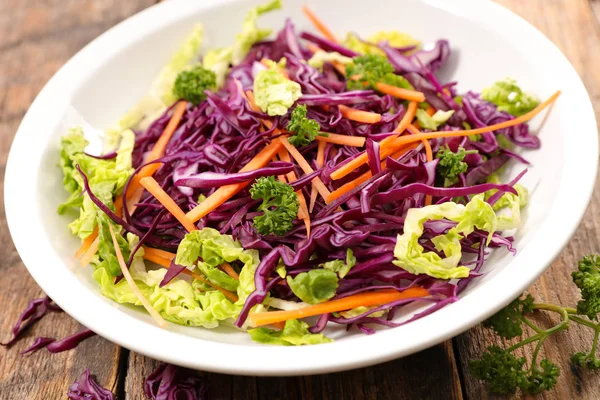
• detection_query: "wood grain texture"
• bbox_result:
[126,342,462,400]
[454,0,600,399]
[0,1,156,399]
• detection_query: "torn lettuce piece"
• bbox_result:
[203,48,233,88]
[393,196,501,279]
[415,109,455,131]
[307,51,353,71]
[343,30,420,55]
[248,319,333,345]
[320,249,356,278]
[286,269,339,304]
[481,78,539,117]
[231,0,282,64]
[367,30,420,49]
[253,65,301,116]
[59,127,134,239]
[174,228,260,303]
[431,110,455,127]
[93,266,241,329]
[154,24,205,105]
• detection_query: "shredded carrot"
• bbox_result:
[394,101,419,134]
[260,58,289,79]
[426,106,436,116]
[325,142,420,203]
[250,287,430,327]
[79,237,100,267]
[330,92,560,181]
[220,262,240,280]
[123,101,188,217]
[142,246,175,261]
[186,139,283,222]
[75,194,124,259]
[139,176,197,232]
[272,321,286,330]
[301,5,338,43]
[407,124,434,206]
[305,43,322,54]
[375,82,426,103]
[143,252,239,302]
[315,133,365,147]
[278,148,311,236]
[109,226,167,328]
[338,104,382,124]
[329,101,418,181]
[75,227,99,258]
[310,141,327,212]
[386,90,561,151]
[279,137,331,201]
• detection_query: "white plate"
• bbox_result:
[4,0,598,375]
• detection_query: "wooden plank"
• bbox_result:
[125,341,462,400]
[454,1,600,399]
[0,1,156,399]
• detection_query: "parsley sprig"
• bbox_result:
[470,254,600,395]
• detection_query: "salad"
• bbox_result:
[58,0,560,345]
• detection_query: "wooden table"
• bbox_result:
[1,0,600,398]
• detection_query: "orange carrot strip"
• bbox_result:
[250,287,430,327]
[143,246,175,261]
[315,133,365,147]
[329,101,418,181]
[426,106,436,116]
[310,141,327,212]
[143,253,239,302]
[186,139,283,222]
[109,226,167,328]
[278,148,311,236]
[79,237,100,267]
[279,137,331,200]
[147,101,188,164]
[375,82,426,102]
[75,227,99,258]
[139,177,197,232]
[220,262,239,280]
[338,105,382,124]
[386,90,561,150]
[325,142,420,203]
[394,101,419,134]
[301,5,338,43]
[331,92,561,182]
[123,101,187,216]
[408,124,434,206]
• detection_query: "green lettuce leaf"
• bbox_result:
[59,127,134,239]
[93,266,241,329]
[320,249,356,278]
[203,48,233,88]
[393,196,501,279]
[231,0,282,64]
[367,30,420,49]
[343,30,420,55]
[286,269,338,304]
[307,51,353,71]
[253,65,301,116]
[481,78,539,117]
[154,24,205,105]
[174,228,260,303]
[248,319,333,345]
[431,110,455,127]
[415,109,438,131]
